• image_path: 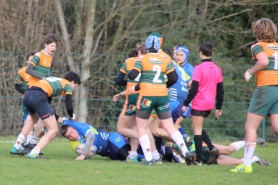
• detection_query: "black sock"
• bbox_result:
[194,135,202,162]
[164,146,173,162]
[202,130,213,150]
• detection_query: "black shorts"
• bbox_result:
[191,109,211,118]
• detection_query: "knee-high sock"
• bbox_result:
[171,131,188,156]
[139,134,152,161]
[194,135,202,162]
[243,142,256,167]
[202,130,213,150]
[230,141,245,151]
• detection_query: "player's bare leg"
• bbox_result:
[149,117,173,141]
[23,119,45,154]
[125,116,139,162]
[10,113,39,155]
[27,115,58,158]
[117,114,138,139]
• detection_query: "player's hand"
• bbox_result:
[113,93,122,102]
[75,155,86,160]
[129,86,135,94]
[244,69,253,82]
[215,110,222,120]
[182,106,187,113]
[57,117,65,124]
[70,114,76,121]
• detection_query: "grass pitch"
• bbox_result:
[0,136,277,185]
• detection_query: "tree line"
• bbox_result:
[0,0,277,136]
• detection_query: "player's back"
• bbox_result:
[92,128,110,156]
[33,77,72,97]
[135,52,173,96]
[252,42,278,86]
[16,66,30,91]
[157,49,172,64]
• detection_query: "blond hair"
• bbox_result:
[252,18,277,42]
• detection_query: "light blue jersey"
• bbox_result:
[63,120,110,156]
[182,62,194,78]
[168,61,191,103]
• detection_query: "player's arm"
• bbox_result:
[128,69,140,80]
[166,70,178,87]
[216,82,224,110]
[15,83,25,94]
[79,131,95,159]
[113,90,126,102]
[65,94,75,120]
[25,63,44,80]
[15,72,25,94]
[128,69,141,91]
[187,80,192,89]
[183,80,199,106]
[114,71,127,86]
[249,50,269,75]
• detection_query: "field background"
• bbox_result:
[0,2,278,184]
[0,136,277,185]
[1,0,278,142]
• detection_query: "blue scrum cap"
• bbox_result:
[145,35,160,51]
[176,45,190,62]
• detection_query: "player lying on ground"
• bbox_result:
[165,139,270,166]
[60,119,131,160]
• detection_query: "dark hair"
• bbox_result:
[162,48,172,58]
[128,48,138,57]
[25,52,36,61]
[60,125,69,137]
[199,41,214,57]
[64,71,81,84]
[45,34,59,45]
[148,39,158,53]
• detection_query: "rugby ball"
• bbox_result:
[76,143,97,157]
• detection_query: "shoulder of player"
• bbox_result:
[186,62,194,68]
[145,53,168,61]
[18,66,27,73]
[60,78,72,85]
[34,50,42,57]
[125,56,139,63]
[251,42,269,49]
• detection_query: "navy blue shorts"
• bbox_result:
[170,100,191,123]
[107,132,130,160]
[23,88,54,120]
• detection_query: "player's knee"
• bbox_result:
[224,147,234,155]
[150,128,159,137]
[49,127,59,137]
